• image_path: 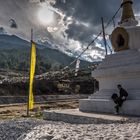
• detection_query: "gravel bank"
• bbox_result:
[0,118,140,140]
[0,119,46,140]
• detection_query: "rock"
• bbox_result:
[39,135,54,140]
[0,118,140,140]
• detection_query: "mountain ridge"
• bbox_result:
[0,34,92,74]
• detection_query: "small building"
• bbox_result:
[57,80,71,93]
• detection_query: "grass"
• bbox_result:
[0,101,79,120]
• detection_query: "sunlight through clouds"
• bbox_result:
[0,0,140,61]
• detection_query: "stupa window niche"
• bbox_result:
[116,34,125,48]
[111,27,129,52]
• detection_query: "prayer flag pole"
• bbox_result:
[101,17,108,56]
[27,29,36,116]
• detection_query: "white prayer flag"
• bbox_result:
[75,59,80,76]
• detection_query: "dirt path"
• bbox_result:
[0,101,79,120]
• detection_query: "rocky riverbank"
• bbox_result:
[0,69,96,96]
[0,118,140,140]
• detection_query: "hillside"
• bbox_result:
[0,34,91,74]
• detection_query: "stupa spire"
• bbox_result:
[119,0,138,26]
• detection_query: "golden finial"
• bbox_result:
[119,0,138,26]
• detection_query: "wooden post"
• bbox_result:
[101,17,108,56]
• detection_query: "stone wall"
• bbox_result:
[0,94,89,104]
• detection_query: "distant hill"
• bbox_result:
[0,34,91,74]
[0,35,29,49]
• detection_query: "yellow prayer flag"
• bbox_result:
[29,41,36,110]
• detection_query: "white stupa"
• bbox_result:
[79,0,140,116]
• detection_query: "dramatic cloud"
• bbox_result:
[53,0,140,43]
[0,0,140,61]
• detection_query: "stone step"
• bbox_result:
[90,95,140,100]
[93,64,140,77]
[105,50,139,60]
[105,54,140,62]
[105,53,140,62]
[99,60,140,69]
[79,99,140,116]
[43,109,130,124]
[89,90,140,100]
